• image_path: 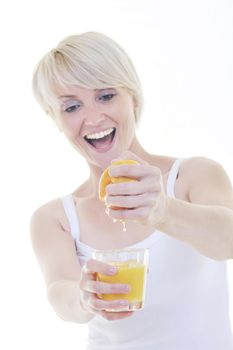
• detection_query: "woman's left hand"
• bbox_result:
[105,153,168,227]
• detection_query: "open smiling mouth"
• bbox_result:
[84,127,116,150]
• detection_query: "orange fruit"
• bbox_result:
[98,159,139,202]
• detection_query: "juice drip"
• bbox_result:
[121,220,127,232]
[113,219,126,232]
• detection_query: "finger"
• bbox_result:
[106,180,161,196]
[88,297,130,312]
[82,280,131,294]
[83,259,118,276]
[108,164,161,179]
[106,192,158,209]
[107,206,150,221]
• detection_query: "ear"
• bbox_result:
[132,95,140,123]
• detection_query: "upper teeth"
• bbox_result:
[85,128,114,140]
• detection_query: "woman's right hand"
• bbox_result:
[79,258,134,321]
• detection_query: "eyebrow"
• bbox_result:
[58,95,78,100]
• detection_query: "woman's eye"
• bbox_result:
[63,102,81,113]
[99,93,115,101]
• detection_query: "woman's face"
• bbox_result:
[55,86,137,170]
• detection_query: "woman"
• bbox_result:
[31,32,233,349]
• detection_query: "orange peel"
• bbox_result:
[98,159,139,202]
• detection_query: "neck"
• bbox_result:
[129,136,151,159]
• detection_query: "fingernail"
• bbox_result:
[108,266,117,275]
[119,300,129,306]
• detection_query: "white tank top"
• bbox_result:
[61,159,233,350]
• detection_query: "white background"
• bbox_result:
[0,0,232,349]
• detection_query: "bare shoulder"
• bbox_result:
[31,198,67,230]
[180,157,233,208]
[30,198,70,243]
[180,156,231,183]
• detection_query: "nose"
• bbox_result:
[83,104,105,126]
[84,116,105,126]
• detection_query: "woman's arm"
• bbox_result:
[30,199,133,323]
[160,199,233,260]
[30,200,93,324]
[160,157,233,260]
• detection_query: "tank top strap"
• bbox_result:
[166,158,184,198]
[61,194,80,241]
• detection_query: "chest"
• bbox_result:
[75,199,156,250]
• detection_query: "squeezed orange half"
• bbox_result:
[98,159,139,202]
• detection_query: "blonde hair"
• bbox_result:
[32,32,143,122]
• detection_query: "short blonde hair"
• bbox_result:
[32,31,143,122]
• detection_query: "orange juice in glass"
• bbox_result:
[92,249,149,311]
